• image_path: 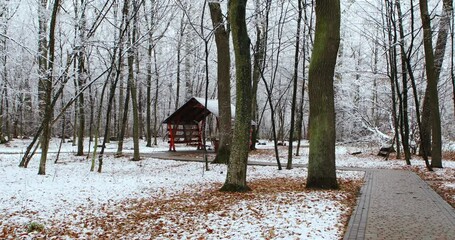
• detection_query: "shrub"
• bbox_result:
[27,222,45,233]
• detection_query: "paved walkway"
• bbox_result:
[344,169,455,240]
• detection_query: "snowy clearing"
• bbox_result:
[1,138,454,239]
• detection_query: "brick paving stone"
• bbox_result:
[344,169,455,240]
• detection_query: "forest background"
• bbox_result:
[0,0,454,168]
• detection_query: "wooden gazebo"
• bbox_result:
[162,97,235,151]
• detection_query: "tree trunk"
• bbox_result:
[306,0,339,190]
[37,0,49,174]
[396,0,411,164]
[0,0,8,143]
[98,0,129,172]
[0,5,9,142]
[287,0,302,169]
[76,3,87,156]
[430,0,452,167]
[419,0,443,168]
[144,0,156,147]
[452,4,455,120]
[153,48,159,146]
[220,0,252,192]
[146,40,153,147]
[296,0,311,155]
[129,0,140,161]
[419,0,451,161]
[251,0,269,150]
[39,0,60,175]
[209,2,232,164]
[117,63,125,140]
[384,0,401,159]
[116,1,131,157]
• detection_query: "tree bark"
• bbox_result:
[419,0,443,168]
[209,1,232,164]
[220,0,252,192]
[306,0,339,189]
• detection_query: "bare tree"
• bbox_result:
[396,0,411,164]
[129,0,140,161]
[0,0,10,143]
[250,0,268,151]
[76,0,88,156]
[38,0,61,175]
[296,0,313,155]
[208,0,232,164]
[287,0,303,169]
[419,0,442,168]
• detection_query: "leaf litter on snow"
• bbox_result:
[0,139,367,239]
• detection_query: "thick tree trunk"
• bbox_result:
[220,0,252,192]
[209,2,232,164]
[306,0,339,190]
[419,0,451,162]
[419,0,443,168]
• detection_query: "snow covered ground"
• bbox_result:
[0,138,453,239]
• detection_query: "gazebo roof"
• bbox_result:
[162,97,235,125]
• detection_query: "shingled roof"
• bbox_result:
[162,97,235,125]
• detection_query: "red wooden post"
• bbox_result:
[198,121,204,150]
[249,127,253,150]
[168,123,176,151]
